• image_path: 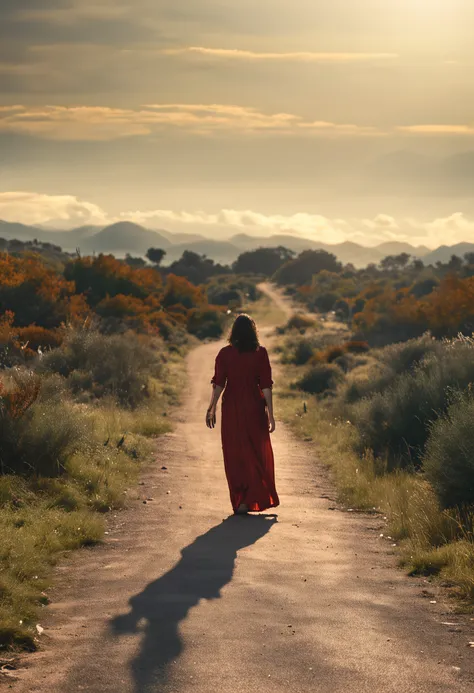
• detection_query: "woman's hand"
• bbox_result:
[268,414,276,433]
[206,406,217,429]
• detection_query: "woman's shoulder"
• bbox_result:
[258,345,268,354]
[217,344,233,357]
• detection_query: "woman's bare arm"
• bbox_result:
[206,385,223,429]
[262,388,276,433]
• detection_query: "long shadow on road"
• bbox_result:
[110,514,277,692]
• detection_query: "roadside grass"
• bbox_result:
[274,331,474,606]
[0,338,186,652]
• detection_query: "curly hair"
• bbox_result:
[228,314,260,353]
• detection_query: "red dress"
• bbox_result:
[212,345,280,513]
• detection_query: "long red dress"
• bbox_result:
[212,345,280,513]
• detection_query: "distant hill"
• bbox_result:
[376,242,430,258]
[1,217,471,269]
[0,220,46,241]
[165,239,240,265]
[80,222,172,254]
[158,229,208,244]
[422,243,474,266]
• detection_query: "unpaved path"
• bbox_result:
[10,287,474,692]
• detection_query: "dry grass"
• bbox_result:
[0,342,186,651]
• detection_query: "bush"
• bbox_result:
[410,277,439,299]
[313,291,340,313]
[294,363,343,395]
[291,339,315,365]
[324,345,347,363]
[333,353,358,373]
[344,340,370,355]
[186,308,224,340]
[344,335,442,405]
[280,313,317,333]
[379,334,441,374]
[207,286,241,307]
[349,338,474,469]
[424,392,474,508]
[40,329,160,408]
[0,370,90,476]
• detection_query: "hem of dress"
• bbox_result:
[232,501,280,513]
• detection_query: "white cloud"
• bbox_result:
[0,192,109,227]
[121,208,352,244]
[3,193,474,250]
[162,47,399,63]
[123,208,474,248]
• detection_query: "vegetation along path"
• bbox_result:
[10,286,474,693]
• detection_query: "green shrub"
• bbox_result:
[294,363,343,395]
[344,335,442,405]
[40,329,160,408]
[313,291,340,313]
[349,338,474,469]
[333,353,358,373]
[186,308,224,340]
[423,391,474,508]
[281,313,317,333]
[290,338,315,365]
[379,334,441,373]
[0,370,91,477]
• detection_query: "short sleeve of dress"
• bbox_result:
[211,348,227,388]
[259,346,273,390]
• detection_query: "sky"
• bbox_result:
[0,0,473,247]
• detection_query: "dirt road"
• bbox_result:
[11,288,473,692]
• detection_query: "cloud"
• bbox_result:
[0,104,378,141]
[120,208,369,245]
[399,124,474,136]
[3,104,471,143]
[3,193,474,249]
[162,47,399,63]
[122,208,474,248]
[363,214,399,230]
[0,191,109,226]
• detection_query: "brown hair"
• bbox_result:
[228,314,260,353]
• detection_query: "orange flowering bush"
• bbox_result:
[0,253,89,328]
[64,254,162,307]
[352,275,474,343]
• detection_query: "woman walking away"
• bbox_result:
[206,314,279,515]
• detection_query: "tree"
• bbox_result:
[412,259,424,272]
[447,255,463,273]
[125,254,147,269]
[380,253,411,272]
[64,254,161,307]
[165,251,230,285]
[273,250,342,286]
[146,247,167,266]
[233,246,295,276]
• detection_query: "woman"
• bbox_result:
[206,314,279,515]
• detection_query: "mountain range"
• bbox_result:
[0,219,470,268]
